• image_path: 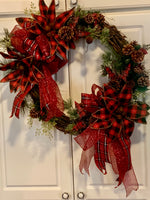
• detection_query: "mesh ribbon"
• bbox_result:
[38,65,64,121]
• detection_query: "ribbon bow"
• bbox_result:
[74,82,149,196]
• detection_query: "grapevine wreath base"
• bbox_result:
[0,0,149,197]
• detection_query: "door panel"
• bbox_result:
[67,0,150,10]
[70,11,150,199]
[0,0,65,14]
[0,13,73,200]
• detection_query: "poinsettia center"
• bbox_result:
[114,106,125,119]
[44,25,51,32]
[47,30,55,37]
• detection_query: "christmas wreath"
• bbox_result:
[0,0,149,197]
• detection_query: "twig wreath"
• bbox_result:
[0,0,150,197]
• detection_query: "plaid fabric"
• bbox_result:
[24,38,38,54]
[1,70,21,83]
[32,14,47,28]
[81,93,100,113]
[124,104,149,120]
[103,97,118,113]
[118,84,132,104]
[103,84,117,99]
[75,102,86,118]
[39,0,49,16]
[92,108,110,120]
[91,119,112,129]
[55,34,69,50]
[10,84,34,118]
[0,61,17,71]
[16,18,33,29]
[10,79,21,92]
[107,119,122,139]
[94,131,109,174]
[47,0,56,22]
[49,38,58,56]
[91,84,103,97]
[57,45,67,60]
[7,48,20,58]
[120,64,131,82]
[122,119,134,137]
[55,8,74,30]
[105,67,116,80]
[105,64,131,82]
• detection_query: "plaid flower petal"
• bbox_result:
[56,46,67,60]
[91,119,112,129]
[55,8,74,30]
[81,93,99,113]
[32,14,48,28]
[92,108,111,120]
[108,119,122,139]
[39,0,48,16]
[134,118,147,124]
[55,34,69,50]
[0,61,17,71]
[137,102,150,110]
[0,70,21,82]
[124,104,149,119]
[103,97,118,113]
[75,102,86,118]
[49,38,58,56]
[122,118,134,137]
[16,18,34,29]
[10,79,21,93]
[48,0,56,23]
[103,84,117,99]
[118,84,132,104]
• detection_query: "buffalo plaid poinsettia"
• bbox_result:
[16,0,75,61]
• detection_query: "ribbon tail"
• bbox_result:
[108,138,139,196]
[79,146,94,176]
[123,167,139,197]
[38,65,64,121]
[10,84,34,118]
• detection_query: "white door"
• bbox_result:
[0,1,74,200]
[68,2,150,199]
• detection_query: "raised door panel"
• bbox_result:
[0,15,73,200]
[69,10,150,200]
[67,0,150,10]
[0,0,65,14]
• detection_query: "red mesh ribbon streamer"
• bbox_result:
[108,139,139,196]
[38,65,64,121]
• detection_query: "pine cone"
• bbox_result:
[130,40,138,47]
[84,14,94,24]
[58,26,74,41]
[133,64,145,74]
[122,44,134,55]
[96,14,105,25]
[131,49,144,63]
[30,108,40,118]
[137,76,149,87]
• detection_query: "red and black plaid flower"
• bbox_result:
[74,78,149,186]
[16,0,75,61]
[0,48,44,118]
